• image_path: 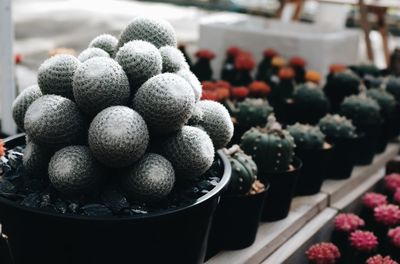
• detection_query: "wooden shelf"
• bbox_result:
[206,193,328,264]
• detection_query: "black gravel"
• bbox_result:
[0,145,223,217]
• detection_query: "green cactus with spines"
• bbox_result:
[350,63,381,78]
[386,77,400,101]
[240,115,295,174]
[318,114,357,139]
[287,123,325,149]
[224,145,257,195]
[366,88,396,118]
[340,94,382,126]
[234,98,274,128]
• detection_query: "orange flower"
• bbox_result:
[289,56,307,68]
[0,139,5,158]
[201,90,219,101]
[248,81,271,96]
[305,70,321,84]
[278,67,295,80]
[216,87,230,101]
[235,54,256,70]
[263,49,278,58]
[202,81,216,91]
[195,49,215,60]
[215,80,231,90]
[329,64,346,74]
[271,56,286,68]
[231,87,249,99]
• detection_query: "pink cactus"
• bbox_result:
[385,173,400,193]
[306,242,340,264]
[334,213,365,233]
[388,226,400,248]
[363,192,388,210]
[374,204,400,227]
[349,230,378,252]
[366,254,398,264]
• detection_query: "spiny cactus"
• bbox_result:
[305,242,341,264]
[73,57,130,116]
[116,40,162,87]
[160,126,214,179]
[334,213,365,233]
[24,95,86,148]
[23,141,52,175]
[176,69,202,102]
[234,98,274,128]
[48,145,102,195]
[366,255,398,264]
[122,153,175,202]
[318,114,357,139]
[159,46,189,73]
[224,145,257,195]
[133,73,195,134]
[77,47,110,62]
[349,230,378,252]
[88,106,149,168]
[293,83,329,111]
[362,192,388,210]
[287,123,325,149]
[373,204,400,227]
[386,77,400,101]
[366,89,396,117]
[340,94,382,126]
[195,100,233,150]
[37,54,80,99]
[118,16,177,49]
[388,227,400,249]
[12,85,42,131]
[240,115,295,174]
[89,34,118,57]
[350,63,381,78]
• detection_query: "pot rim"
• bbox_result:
[223,181,271,199]
[0,134,232,221]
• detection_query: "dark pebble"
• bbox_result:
[21,193,41,208]
[100,190,130,213]
[0,179,16,196]
[68,203,80,214]
[80,204,113,216]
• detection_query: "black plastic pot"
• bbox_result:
[207,183,269,255]
[377,114,399,153]
[260,157,302,222]
[325,135,362,180]
[354,123,382,165]
[294,145,332,196]
[0,135,231,264]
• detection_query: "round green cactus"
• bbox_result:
[89,34,118,57]
[287,123,325,149]
[293,82,329,112]
[340,94,382,126]
[73,57,130,116]
[386,77,400,101]
[77,47,110,62]
[118,16,177,49]
[12,85,42,131]
[240,115,295,174]
[160,46,189,73]
[235,98,274,128]
[350,63,381,78]
[318,114,357,139]
[37,54,81,99]
[116,40,162,87]
[133,73,195,134]
[224,145,257,195]
[366,89,396,117]
[122,153,175,202]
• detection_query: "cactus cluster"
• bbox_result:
[340,94,382,126]
[349,230,378,252]
[234,98,274,128]
[241,115,295,174]
[293,83,329,112]
[224,145,257,195]
[366,89,396,117]
[306,243,341,264]
[318,114,357,139]
[12,16,233,202]
[287,123,325,149]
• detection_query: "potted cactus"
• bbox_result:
[290,82,330,125]
[221,46,241,84]
[324,70,361,113]
[271,67,296,123]
[340,94,382,165]
[240,115,301,221]
[207,145,268,256]
[231,52,256,86]
[318,114,360,179]
[192,49,215,82]
[289,56,307,84]
[256,49,278,82]
[306,242,341,264]
[287,123,332,196]
[348,230,379,263]
[1,16,233,264]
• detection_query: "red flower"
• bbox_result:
[195,49,215,60]
[362,192,388,210]
[289,56,307,68]
[0,139,5,157]
[215,80,231,90]
[366,255,398,264]
[385,173,400,193]
[248,81,271,97]
[374,204,400,227]
[231,86,249,100]
[235,54,256,70]
[15,53,23,64]
[201,90,219,101]
[349,230,378,252]
[305,242,340,264]
[202,81,216,91]
[278,67,295,80]
[388,226,400,248]
[334,213,365,233]
[263,49,278,58]
[329,64,346,74]
[227,46,242,57]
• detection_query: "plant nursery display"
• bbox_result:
[1,16,235,264]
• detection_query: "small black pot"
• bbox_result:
[354,123,382,165]
[260,157,302,222]
[0,135,231,264]
[207,184,269,256]
[294,145,333,196]
[325,135,362,180]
